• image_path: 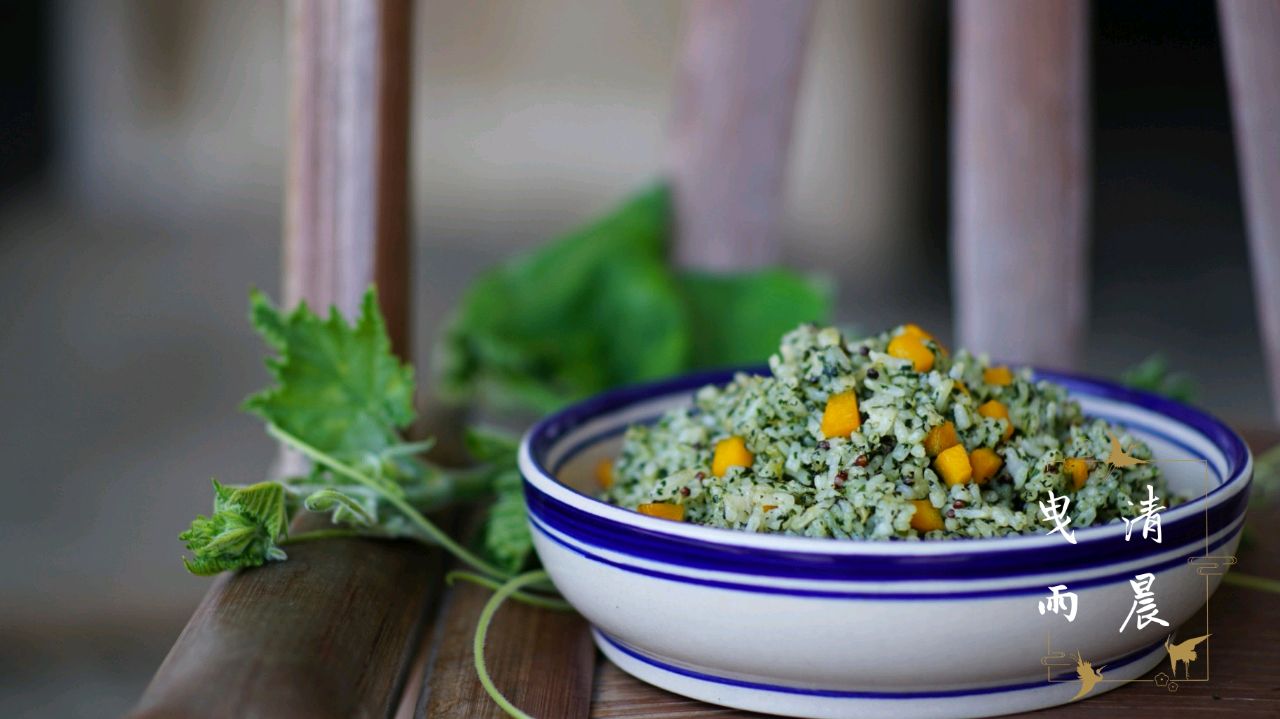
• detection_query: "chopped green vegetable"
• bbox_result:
[180,480,289,576]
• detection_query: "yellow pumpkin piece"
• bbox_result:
[900,323,934,341]
[638,502,685,521]
[977,399,1014,440]
[954,381,971,397]
[1064,458,1090,491]
[934,444,973,486]
[712,436,754,477]
[887,333,934,372]
[910,499,945,532]
[970,448,1003,484]
[762,504,778,512]
[983,366,1014,386]
[595,458,614,489]
[924,421,961,457]
[821,391,862,438]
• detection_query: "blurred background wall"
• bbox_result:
[0,1,1266,716]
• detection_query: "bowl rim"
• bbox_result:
[519,365,1252,558]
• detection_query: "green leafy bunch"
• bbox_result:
[437,183,832,413]
[180,289,530,576]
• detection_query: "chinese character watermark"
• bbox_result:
[1038,584,1078,622]
[1039,491,1076,544]
[1120,572,1170,632]
[1122,484,1165,544]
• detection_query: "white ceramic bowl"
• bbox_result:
[518,368,1251,719]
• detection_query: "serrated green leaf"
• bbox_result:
[244,288,416,459]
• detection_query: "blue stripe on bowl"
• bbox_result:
[596,628,1167,699]
[522,367,1251,582]
[530,506,1245,599]
[526,480,1248,581]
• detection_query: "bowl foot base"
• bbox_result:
[593,628,1168,719]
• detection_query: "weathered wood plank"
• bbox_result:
[951,0,1089,369]
[1219,0,1280,422]
[666,0,815,270]
[416,580,595,719]
[133,533,439,719]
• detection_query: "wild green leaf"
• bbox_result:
[437,182,834,414]
[438,184,687,412]
[244,288,416,459]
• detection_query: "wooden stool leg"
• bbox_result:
[1219,0,1280,421]
[131,2,421,718]
[667,0,815,270]
[952,0,1089,368]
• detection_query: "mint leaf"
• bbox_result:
[180,480,288,576]
[679,269,832,369]
[244,288,416,459]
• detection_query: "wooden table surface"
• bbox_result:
[408,430,1280,719]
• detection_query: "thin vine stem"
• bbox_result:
[281,528,367,545]
[446,570,573,612]
[1224,571,1280,594]
[268,423,513,581]
[473,570,552,719]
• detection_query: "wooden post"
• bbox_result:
[131,2,420,717]
[1219,0,1280,421]
[666,0,815,270]
[951,0,1089,369]
[285,0,411,353]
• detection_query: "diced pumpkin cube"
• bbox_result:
[934,444,973,486]
[821,391,862,438]
[595,458,614,489]
[924,421,961,457]
[1064,458,1090,490]
[910,499,945,532]
[970,448,1003,484]
[712,436,753,477]
[954,381,971,397]
[900,323,934,342]
[983,366,1014,386]
[887,333,934,372]
[638,502,685,521]
[978,400,1014,440]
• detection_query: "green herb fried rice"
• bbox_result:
[604,324,1168,540]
